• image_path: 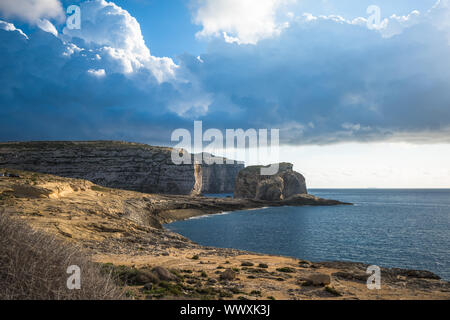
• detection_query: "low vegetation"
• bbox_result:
[98,263,245,300]
[0,214,123,300]
[241,262,254,267]
[90,185,111,193]
[325,285,342,297]
[276,267,296,273]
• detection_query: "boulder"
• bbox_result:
[234,163,307,201]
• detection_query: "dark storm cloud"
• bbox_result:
[1,1,450,146]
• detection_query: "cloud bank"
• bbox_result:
[191,0,294,44]
[0,0,64,24]
[0,0,450,146]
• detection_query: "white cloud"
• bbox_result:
[62,0,177,82]
[178,0,450,145]
[0,20,28,39]
[191,0,436,45]
[192,0,294,44]
[63,0,150,61]
[87,68,106,77]
[1,0,450,148]
[429,0,450,42]
[379,11,421,38]
[0,18,191,143]
[0,2,213,143]
[297,10,422,38]
[0,0,64,24]
[37,19,58,36]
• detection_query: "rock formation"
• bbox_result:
[201,162,243,194]
[234,163,307,201]
[0,141,244,195]
[1,170,448,301]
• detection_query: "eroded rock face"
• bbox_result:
[201,163,244,194]
[0,141,243,195]
[234,163,307,201]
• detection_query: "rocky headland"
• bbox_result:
[1,169,448,300]
[0,141,244,195]
[234,162,308,201]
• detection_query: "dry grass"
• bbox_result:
[0,213,124,300]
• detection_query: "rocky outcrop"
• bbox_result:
[234,163,307,201]
[1,170,448,301]
[0,141,244,195]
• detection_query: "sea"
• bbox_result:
[165,189,450,280]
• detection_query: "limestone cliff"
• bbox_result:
[234,162,308,201]
[201,161,244,194]
[1,170,447,301]
[0,141,244,195]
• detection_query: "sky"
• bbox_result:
[0,0,449,188]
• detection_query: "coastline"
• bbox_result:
[1,169,449,300]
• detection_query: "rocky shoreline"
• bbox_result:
[1,169,449,300]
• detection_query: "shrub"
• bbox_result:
[325,286,342,297]
[219,269,236,281]
[219,290,233,298]
[276,267,296,273]
[247,268,268,274]
[250,290,262,297]
[100,264,159,286]
[0,214,123,300]
[241,262,254,267]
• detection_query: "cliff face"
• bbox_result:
[234,162,308,201]
[201,163,244,194]
[0,141,243,195]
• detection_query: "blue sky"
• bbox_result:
[0,0,449,187]
[39,0,436,59]
[65,0,438,58]
[109,0,437,58]
[108,0,207,58]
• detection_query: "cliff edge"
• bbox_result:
[0,141,244,195]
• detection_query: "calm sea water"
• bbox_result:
[166,189,450,280]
